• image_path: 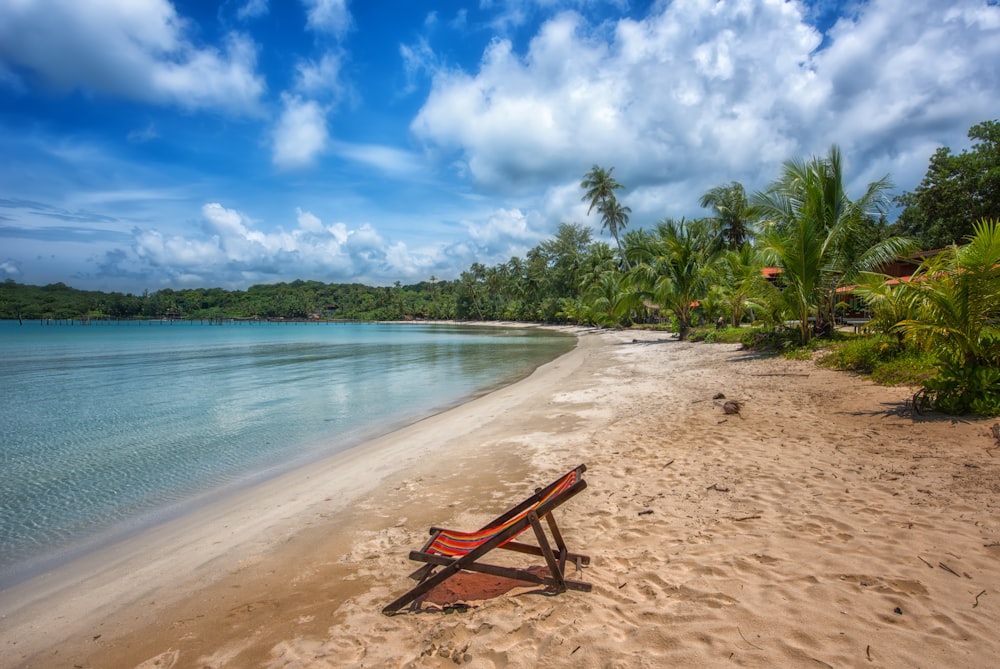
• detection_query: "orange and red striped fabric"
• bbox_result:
[426,470,578,557]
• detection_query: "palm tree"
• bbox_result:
[715,243,770,327]
[581,165,632,269]
[897,218,1000,414]
[699,181,757,250]
[852,272,920,345]
[630,219,718,340]
[584,270,639,327]
[754,145,913,344]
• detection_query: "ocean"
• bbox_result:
[0,320,574,587]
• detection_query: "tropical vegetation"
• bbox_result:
[3,120,999,414]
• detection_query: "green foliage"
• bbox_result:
[627,218,719,340]
[754,145,911,344]
[818,334,903,374]
[698,327,746,344]
[868,350,938,387]
[699,181,758,250]
[739,327,800,352]
[818,335,938,386]
[0,279,463,322]
[581,165,631,269]
[918,346,1000,416]
[852,272,920,343]
[898,218,1000,415]
[894,120,1000,249]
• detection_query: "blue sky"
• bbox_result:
[1,0,998,292]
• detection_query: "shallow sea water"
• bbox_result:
[0,320,572,585]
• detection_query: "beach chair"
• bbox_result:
[382,464,592,614]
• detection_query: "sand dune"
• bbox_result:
[3,328,999,668]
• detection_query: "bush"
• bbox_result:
[740,327,799,352]
[869,350,937,387]
[700,327,747,344]
[818,334,939,388]
[918,343,1000,416]
[818,335,901,374]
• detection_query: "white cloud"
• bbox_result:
[463,208,538,246]
[92,199,545,287]
[237,0,269,21]
[334,141,423,176]
[272,94,329,169]
[0,0,265,114]
[295,51,344,98]
[303,0,352,38]
[400,38,439,95]
[134,227,226,268]
[412,0,1000,224]
[0,259,22,278]
[296,207,324,233]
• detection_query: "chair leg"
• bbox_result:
[528,511,567,592]
[383,560,466,614]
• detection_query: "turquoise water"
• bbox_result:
[0,320,573,586]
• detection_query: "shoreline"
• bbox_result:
[3,328,999,668]
[0,324,593,667]
[0,320,575,589]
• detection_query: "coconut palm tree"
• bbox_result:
[584,270,639,327]
[715,243,770,327]
[897,218,1000,414]
[754,145,913,344]
[581,165,632,269]
[629,218,718,340]
[699,181,758,250]
[852,272,921,345]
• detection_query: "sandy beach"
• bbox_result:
[2,327,999,668]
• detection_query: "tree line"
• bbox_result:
[2,120,997,413]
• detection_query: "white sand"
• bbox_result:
[2,328,999,668]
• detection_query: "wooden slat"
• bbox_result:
[382,464,591,615]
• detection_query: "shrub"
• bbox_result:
[818,335,901,374]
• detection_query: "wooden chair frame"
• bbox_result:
[383,464,591,615]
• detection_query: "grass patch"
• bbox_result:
[817,334,938,386]
[689,326,748,344]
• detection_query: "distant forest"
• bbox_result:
[0,278,465,322]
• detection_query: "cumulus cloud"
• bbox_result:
[85,199,548,288]
[0,0,265,114]
[107,203,448,286]
[272,94,329,169]
[413,0,1000,219]
[462,207,539,248]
